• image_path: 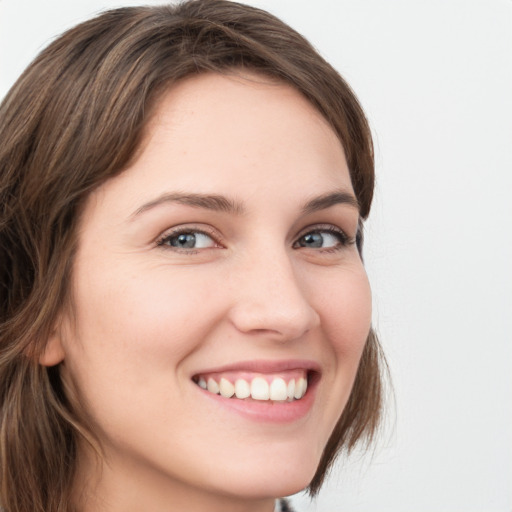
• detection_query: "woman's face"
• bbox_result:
[54,73,372,509]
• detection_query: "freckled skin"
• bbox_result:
[53,73,372,512]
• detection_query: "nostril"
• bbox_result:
[229,298,320,342]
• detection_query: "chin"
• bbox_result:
[211,444,321,500]
[225,471,314,501]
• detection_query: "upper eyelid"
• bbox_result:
[294,223,352,238]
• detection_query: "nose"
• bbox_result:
[228,249,320,342]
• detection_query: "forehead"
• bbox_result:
[143,73,347,178]
[86,72,353,220]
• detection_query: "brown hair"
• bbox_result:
[0,1,384,510]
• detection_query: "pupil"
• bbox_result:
[303,233,322,247]
[172,233,196,248]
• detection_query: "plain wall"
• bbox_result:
[1,1,511,511]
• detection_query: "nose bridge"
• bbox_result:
[229,244,320,340]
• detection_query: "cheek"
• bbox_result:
[59,261,228,441]
[314,265,372,356]
[299,264,372,454]
[65,261,226,376]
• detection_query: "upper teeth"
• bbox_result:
[196,374,308,401]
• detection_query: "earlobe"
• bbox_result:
[39,333,66,367]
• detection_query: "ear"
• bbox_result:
[38,331,66,367]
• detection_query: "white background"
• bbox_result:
[1,1,511,511]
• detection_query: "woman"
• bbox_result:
[0,1,385,511]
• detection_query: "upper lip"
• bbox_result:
[192,359,321,376]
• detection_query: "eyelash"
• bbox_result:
[293,225,355,252]
[156,225,355,253]
[156,226,220,254]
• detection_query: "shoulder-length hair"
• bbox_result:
[0,1,384,510]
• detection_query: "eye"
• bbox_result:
[294,227,353,250]
[157,229,217,250]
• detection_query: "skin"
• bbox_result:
[43,73,372,512]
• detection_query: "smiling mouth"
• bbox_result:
[192,370,311,402]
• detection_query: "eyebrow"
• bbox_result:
[301,190,360,214]
[131,192,246,218]
[131,188,359,219]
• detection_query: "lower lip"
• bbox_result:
[195,378,318,424]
